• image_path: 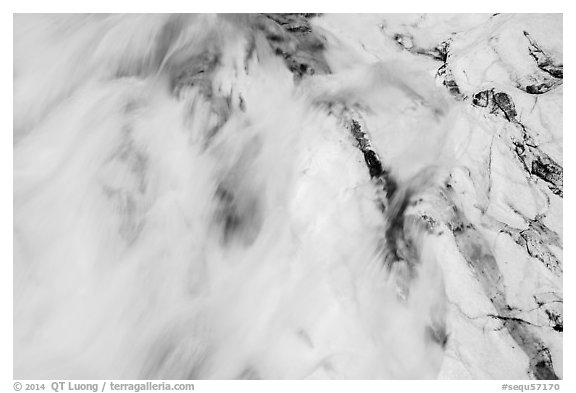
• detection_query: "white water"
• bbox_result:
[13,14,489,379]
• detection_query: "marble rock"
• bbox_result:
[13,13,562,380]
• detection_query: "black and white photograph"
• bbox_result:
[9,7,567,387]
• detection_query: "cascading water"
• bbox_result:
[13,13,562,380]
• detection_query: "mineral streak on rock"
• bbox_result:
[446,191,559,380]
[392,33,447,62]
[514,31,563,95]
[500,217,562,276]
[471,89,563,197]
[493,92,518,121]
[514,128,563,198]
[523,31,563,80]
[343,114,406,264]
[435,42,465,100]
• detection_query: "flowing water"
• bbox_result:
[13,14,563,379]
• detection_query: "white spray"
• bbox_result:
[14,14,461,379]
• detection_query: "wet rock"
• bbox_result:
[471,89,516,121]
[524,82,558,95]
[435,42,464,99]
[545,309,563,333]
[444,185,560,379]
[501,217,562,276]
[514,135,563,197]
[531,156,563,192]
[470,89,563,197]
[391,33,447,62]
[524,31,563,79]
[255,13,330,79]
[472,90,491,107]
[493,92,517,121]
[345,116,397,199]
[516,31,563,95]
[530,347,558,380]
[437,64,463,99]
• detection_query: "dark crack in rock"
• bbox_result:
[346,116,397,200]
[448,207,506,308]
[493,92,517,121]
[545,309,563,333]
[344,112,424,278]
[501,218,562,276]
[504,319,559,380]
[472,89,517,121]
[523,82,559,95]
[446,187,559,379]
[472,90,491,107]
[514,127,563,197]
[437,64,463,98]
[524,31,563,79]
[533,294,563,334]
[471,89,563,197]
[392,33,447,61]
[517,31,563,95]
[531,156,563,194]
[349,119,385,179]
[435,42,465,99]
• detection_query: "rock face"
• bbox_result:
[353,13,563,379]
[13,14,562,380]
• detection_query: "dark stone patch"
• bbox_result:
[363,150,384,179]
[515,31,563,95]
[470,89,563,197]
[471,89,517,121]
[525,83,556,95]
[433,41,464,99]
[346,118,397,199]
[523,31,563,80]
[255,13,330,79]
[391,33,447,62]
[545,309,563,333]
[530,348,559,380]
[500,217,562,276]
[437,64,462,98]
[446,191,558,378]
[531,157,563,192]
[514,133,563,198]
[493,92,517,121]
[472,90,491,107]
